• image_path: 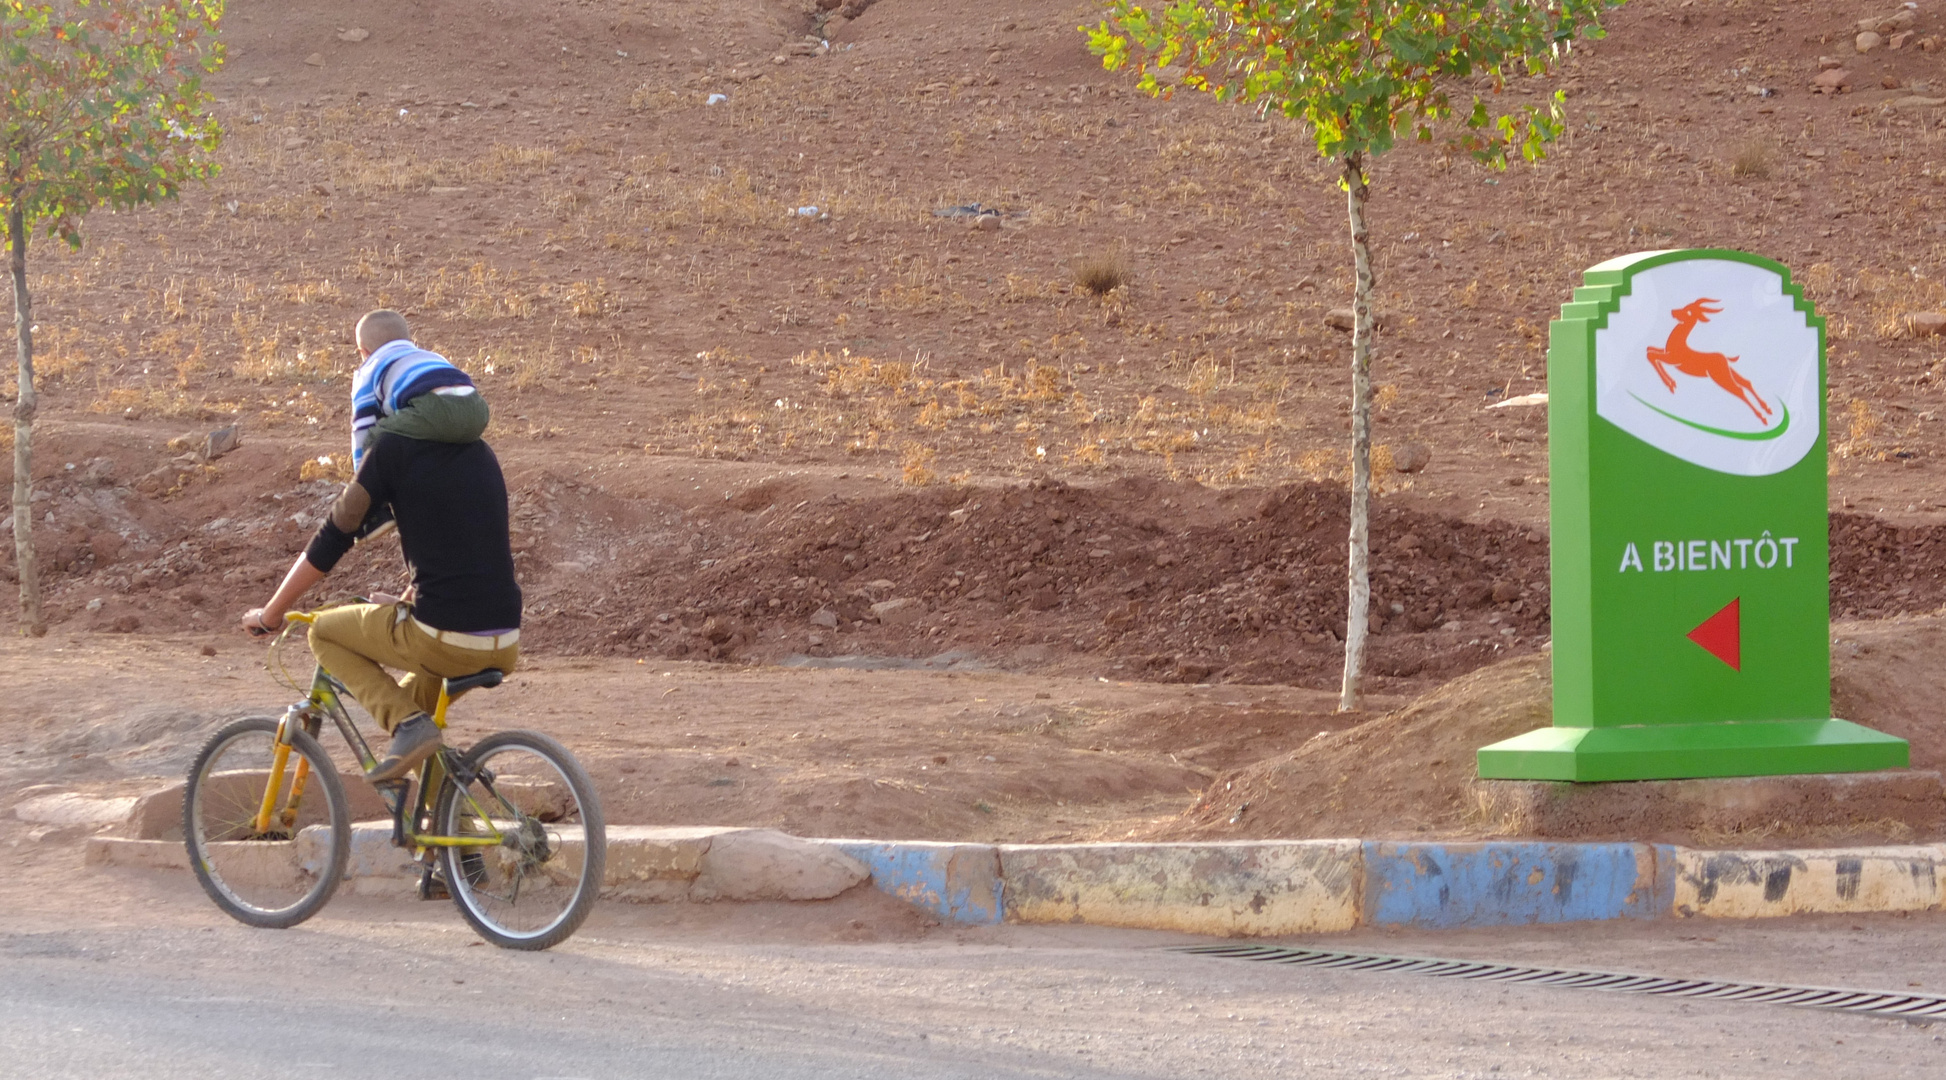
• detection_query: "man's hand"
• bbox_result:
[247,555,330,638]
[241,608,281,636]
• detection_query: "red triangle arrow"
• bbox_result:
[1687,598,1741,671]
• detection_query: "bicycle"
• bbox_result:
[182,608,607,950]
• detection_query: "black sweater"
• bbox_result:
[305,434,522,632]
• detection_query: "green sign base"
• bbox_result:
[1478,719,1910,782]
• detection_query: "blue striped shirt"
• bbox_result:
[349,340,474,468]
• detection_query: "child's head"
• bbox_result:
[354,309,412,358]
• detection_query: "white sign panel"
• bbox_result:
[1593,257,1821,476]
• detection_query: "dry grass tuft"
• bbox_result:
[1063,439,1107,467]
[564,279,617,319]
[1072,248,1131,296]
[299,454,356,483]
[234,342,340,385]
[900,443,939,486]
[1730,139,1771,180]
[487,144,558,177]
[1836,398,1881,459]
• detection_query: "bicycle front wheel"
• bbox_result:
[435,730,605,950]
[184,717,350,928]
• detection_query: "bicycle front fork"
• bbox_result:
[255,707,319,836]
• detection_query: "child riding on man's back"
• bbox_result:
[350,309,488,470]
[244,306,519,783]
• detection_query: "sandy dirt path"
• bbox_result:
[0,631,1385,844]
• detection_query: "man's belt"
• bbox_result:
[412,617,518,650]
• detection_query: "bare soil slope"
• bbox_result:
[1161,654,1553,842]
[0,631,1375,845]
[1166,615,1946,846]
[7,0,1946,847]
[6,0,1946,664]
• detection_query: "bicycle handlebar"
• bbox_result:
[247,609,321,637]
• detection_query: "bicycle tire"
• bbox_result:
[434,729,605,950]
[184,716,350,929]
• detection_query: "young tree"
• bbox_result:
[1090,0,1622,709]
[2,0,222,635]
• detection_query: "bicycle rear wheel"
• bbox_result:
[184,717,350,928]
[435,730,605,950]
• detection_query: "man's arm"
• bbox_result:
[241,554,328,634]
[239,441,392,635]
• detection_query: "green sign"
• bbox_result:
[1478,249,1908,781]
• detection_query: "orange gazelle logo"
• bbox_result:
[1645,298,1773,425]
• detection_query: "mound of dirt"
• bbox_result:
[519,470,1946,695]
[1156,618,1946,846]
[547,476,1551,692]
[12,442,1946,706]
[1154,654,1551,841]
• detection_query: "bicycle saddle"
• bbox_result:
[445,669,505,694]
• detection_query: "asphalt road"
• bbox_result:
[3,885,1945,1080]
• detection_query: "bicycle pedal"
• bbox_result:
[417,865,450,901]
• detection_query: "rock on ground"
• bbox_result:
[690,828,868,901]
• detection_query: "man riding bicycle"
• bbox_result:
[241,310,520,783]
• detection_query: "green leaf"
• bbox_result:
[1092,0,1622,165]
[2,0,226,245]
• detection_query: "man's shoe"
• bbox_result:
[366,713,441,782]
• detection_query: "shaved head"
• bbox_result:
[355,309,411,353]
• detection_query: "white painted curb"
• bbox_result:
[998,841,1363,936]
[1670,844,1946,919]
[90,822,867,903]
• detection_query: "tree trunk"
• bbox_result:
[9,205,43,637]
[1338,152,1373,711]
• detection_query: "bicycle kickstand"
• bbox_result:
[416,857,450,901]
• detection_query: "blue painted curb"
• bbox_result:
[828,838,1938,934]
[1362,842,1670,928]
[827,840,1005,925]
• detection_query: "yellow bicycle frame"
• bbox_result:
[250,609,510,850]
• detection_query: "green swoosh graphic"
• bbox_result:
[1628,392,1791,441]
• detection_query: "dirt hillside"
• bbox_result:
[8,0,1946,669]
[7,0,1946,845]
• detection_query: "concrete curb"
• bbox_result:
[998,841,1362,936]
[1668,844,1946,919]
[91,823,868,902]
[1362,841,1669,929]
[87,830,1946,934]
[823,840,1004,925]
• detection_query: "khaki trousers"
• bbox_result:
[308,603,519,732]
